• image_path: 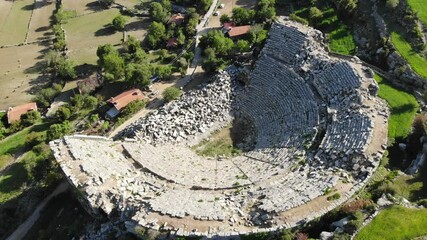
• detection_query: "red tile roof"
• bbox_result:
[7,102,38,124]
[228,25,251,37]
[223,22,235,30]
[166,38,178,48]
[107,89,145,111]
[167,14,185,25]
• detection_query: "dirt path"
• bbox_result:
[6,181,69,240]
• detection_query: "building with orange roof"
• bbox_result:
[7,102,38,124]
[226,25,251,38]
[167,14,185,25]
[106,89,145,119]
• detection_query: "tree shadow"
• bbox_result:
[0,162,28,194]
[125,18,151,32]
[94,25,116,37]
[74,63,98,77]
[391,103,416,115]
[85,1,103,12]
[25,74,51,95]
[35,26,50,32]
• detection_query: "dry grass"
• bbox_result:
[0,43,49,110]
[63,8,123,65]
[26,1,56,43]
[0,0,34,46]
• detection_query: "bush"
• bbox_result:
[46,121,72,141]
[341,199,373,214]
[289,13,309,25]
[121,100,146,117]
[20,111,41,127]
[55,106,71,121]
[327,193,341,201]
[162,87,182,102]
[112,15,127,31]
[25,132,44,148]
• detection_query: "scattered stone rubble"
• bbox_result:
[50,20,389,238]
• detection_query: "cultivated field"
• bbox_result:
[26,1,56,43]
[0,0,34,46]
[63,8,123,65]
[206,0,257,28]
[0,43,49,110]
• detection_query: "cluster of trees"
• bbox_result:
[34,83,63,108]
[200,25,268,72]
[97,37,173,88]
[146,2,199,49]
[173,0,212,14]
[47,6,77,80]
[220,0,276,26]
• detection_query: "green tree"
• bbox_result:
[177,29,186,45]
[56,58,77,80]
[55,106,71,121]
[47,121,72,141]
[220,14,231,24]
[112,15,127,31]
[150,2,169,22]
[198,0,213,13]
[147,22,166,48]
[84,96,99,109]
[121,100,146,116]
[97,44,117,66]
[335,0,358,16]
[162,87,182,102]
[309,7,323,25]
[186,13,199,36]
[232,7,255,25]
[125,35,141,54]
[21,111,41,126]
[235,39,250,52]
[256,0,276,22]
[125,63,152,88]
[153,65,173,79]
[103,52,125,80]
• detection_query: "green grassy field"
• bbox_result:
[0,152,31,203]
[355,206,427,240]
[319,8,356,55]
[0,123,49,158]
[374,74,419,140]
[407,0,427,26]
[293,6,356,55]
[391,32,427,79]
[0,0,34,46]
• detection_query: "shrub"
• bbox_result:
[341,199,374,214]
[25,132,44,148]
[289,13,309,25]
[112,15,127,31]
[55,106,71,121]
[20,111,41,127]
[121,100,145,117]
[46,121,72,141]
[327,193,341,201]
[162,87,182,102]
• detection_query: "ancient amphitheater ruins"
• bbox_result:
[50,20,389,237]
